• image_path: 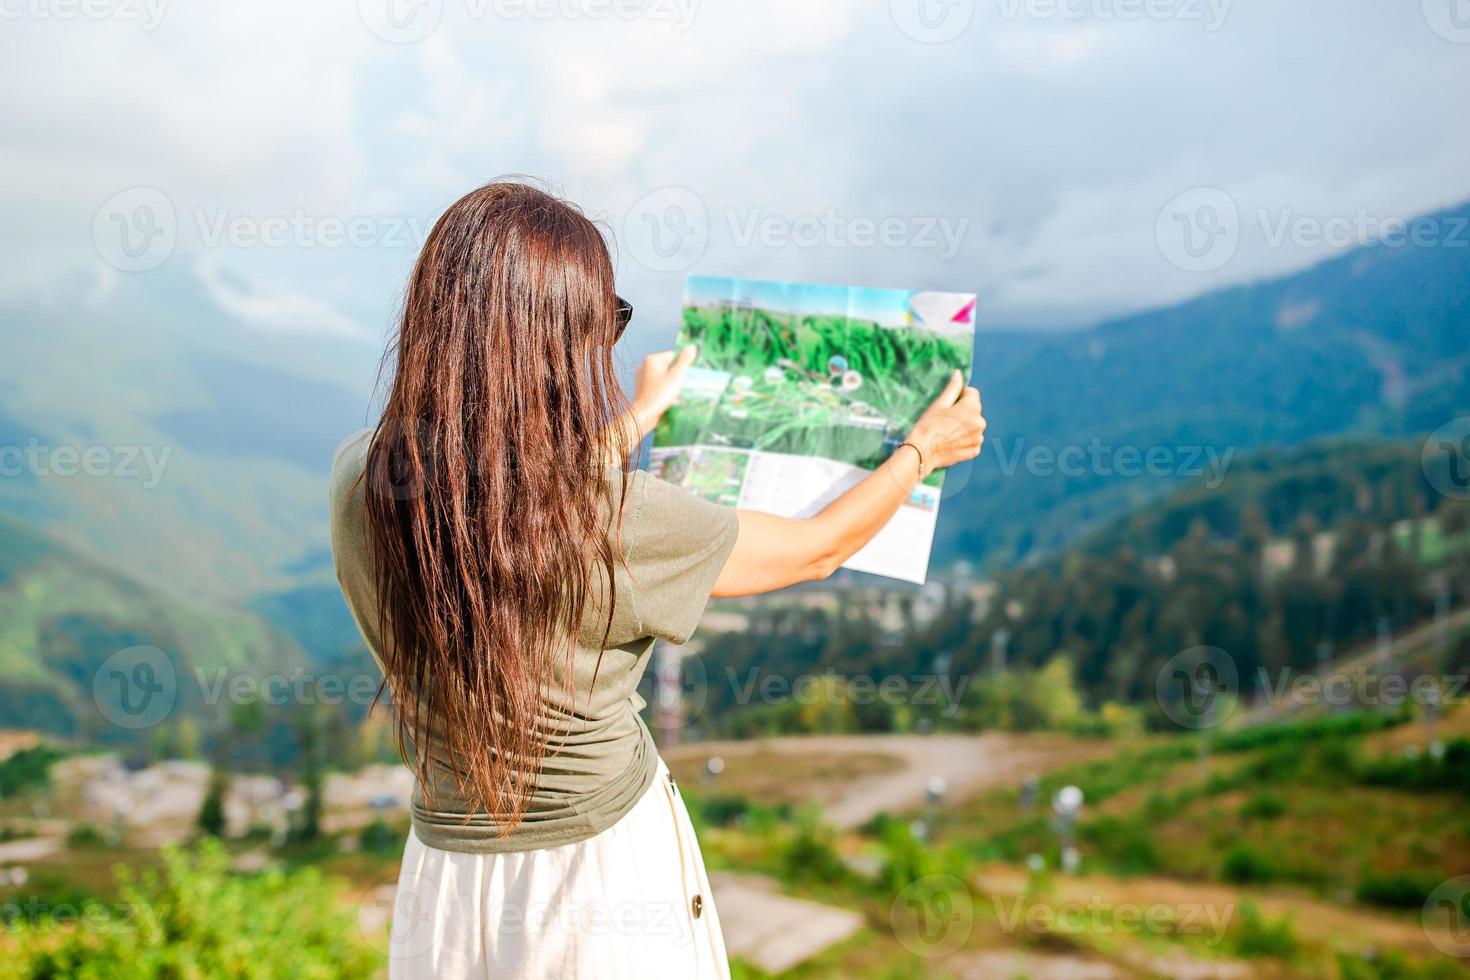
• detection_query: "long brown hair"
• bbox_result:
[362,181,627,830]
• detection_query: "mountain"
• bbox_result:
[0,513,304,739]
[0,260,380,602]
[942,199,1470,567]
[0,200,1467,676]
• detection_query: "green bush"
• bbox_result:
[0,746,64,799]
[358,817,402,855]
[1221,846,1276,885]
[1231,902,1299,960]
[64,824,105,848]
[1080,816,1161,875]
[1337,949,1466,980]
[778,810,851,887]
[874,819,942,898]
[1239,792,1287,821]
[1,839,379,978]
[1355,871,1439,910]
[1357,739,1470,795]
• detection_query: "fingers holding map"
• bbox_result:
[650,276,977,584]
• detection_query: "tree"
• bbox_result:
[197,767,229,838]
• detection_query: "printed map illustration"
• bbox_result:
[651,276,976,583]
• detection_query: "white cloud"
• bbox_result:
[0,0,1467,334]
[193,257,366,339]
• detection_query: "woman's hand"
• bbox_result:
[712,368,986,598]
[630,345,699,433]
[905,370,986,476]
[604,346,699,464]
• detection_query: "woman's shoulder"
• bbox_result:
[618,468,737,556]
[328,429,374,530]
[330,429,373,489]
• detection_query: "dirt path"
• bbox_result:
[666,733,1108,828]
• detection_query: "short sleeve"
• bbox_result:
[624,472,740,645]
[328,429,386,659]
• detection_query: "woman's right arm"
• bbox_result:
[711,371,986,598]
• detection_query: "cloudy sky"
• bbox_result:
[4,0,1469,356]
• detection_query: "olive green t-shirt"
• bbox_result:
[328,429,738,854]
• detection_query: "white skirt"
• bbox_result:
[386,758,730,980]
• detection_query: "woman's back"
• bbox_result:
[330,427,736,852]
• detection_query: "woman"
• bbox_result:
[330,181,986,979]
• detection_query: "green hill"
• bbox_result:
[940,199,1470,567]
[0,514,304,741]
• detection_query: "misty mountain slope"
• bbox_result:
[0,513,305,737]
[938,200,1470,567]
[0,262,379,600]
[1,202,1466,633]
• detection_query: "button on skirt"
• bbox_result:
[383,757,730,980]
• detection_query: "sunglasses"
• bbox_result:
[614,295,634,340]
